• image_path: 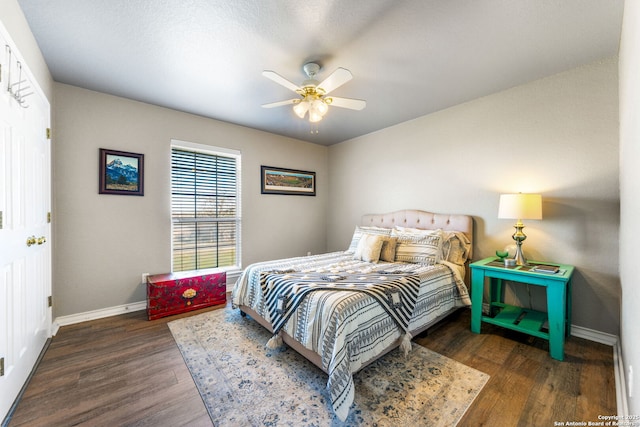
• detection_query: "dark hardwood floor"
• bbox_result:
[414,309,616,426]
[7,298,616,426]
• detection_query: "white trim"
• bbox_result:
[613,339,629,417]
[52,301,147,335]
[52,273,240,334]
[226,270,240,290]
[171,139,241,157]
[570,324,619,346]
[570,325,628,416]
[169,140,242,273]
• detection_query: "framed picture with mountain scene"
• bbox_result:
[99,148,144,196]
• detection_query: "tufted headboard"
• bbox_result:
[361,209,474,259]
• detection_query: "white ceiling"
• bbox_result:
[17,0,624,146]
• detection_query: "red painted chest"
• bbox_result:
[146,269,227,320]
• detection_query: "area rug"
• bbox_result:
[168,308,489,426]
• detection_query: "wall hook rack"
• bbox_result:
[5,45,32,108]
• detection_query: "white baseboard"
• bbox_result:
[52,301,147,335]
[51,279,237,336]
[570,325,628,416]
[570,324,618,346]
[613,339,629,417]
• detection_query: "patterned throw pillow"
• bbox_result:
[353,233,385,263]
[442,231,471,265]
[346,226,392,253]
[392,228,443,265]
[379,236,398,262]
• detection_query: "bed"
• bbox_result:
[231,209,473,421]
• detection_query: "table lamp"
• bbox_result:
[498,193,542,266]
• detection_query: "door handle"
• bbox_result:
[37,236,46,245]
[26,236,37,247]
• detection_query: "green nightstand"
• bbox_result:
[470,257,574,361]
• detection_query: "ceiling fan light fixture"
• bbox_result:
[293,101,309,118]
[313,99,329,116]
[262,63,365,125]
[308,109,323,123]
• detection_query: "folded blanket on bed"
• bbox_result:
[260,270,421,355]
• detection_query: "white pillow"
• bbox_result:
[354,233,385,263]
[394,226,438,235]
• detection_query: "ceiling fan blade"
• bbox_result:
[262,71,301,93]
[327,96,366,111]
[261,99,298,108]
[317,68,353,94]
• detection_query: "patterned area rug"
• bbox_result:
[168,308,489,427]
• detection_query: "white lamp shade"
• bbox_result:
[313,99,328,116]
[498,193,542,220]
[308,109,323,122]
[293,101,309,118]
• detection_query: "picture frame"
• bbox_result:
[261,165,316,196]
[99,148,144,196]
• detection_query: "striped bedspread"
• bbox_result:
[231,252,470,421]
[261,270,422,339]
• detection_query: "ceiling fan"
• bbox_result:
[261,63,366,123]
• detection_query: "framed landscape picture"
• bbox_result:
[261,165,316,196]
[99,148,144,196]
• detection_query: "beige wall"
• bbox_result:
[620,0,640,414]
[6,0,623,337]
[4,0,634,409]
[52,84,328,317]
[328,57,620,335]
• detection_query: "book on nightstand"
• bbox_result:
[531,264,560,274]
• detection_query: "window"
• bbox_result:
[171,140,241,272]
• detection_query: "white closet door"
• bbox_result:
[0,24,52,422]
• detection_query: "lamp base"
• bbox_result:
[512,222,528,266]
[513,241,527,266]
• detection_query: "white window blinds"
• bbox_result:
[171,143,241,272]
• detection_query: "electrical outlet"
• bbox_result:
[307,251,311,256]
[629,365,634,398]
[142,273,149,283]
